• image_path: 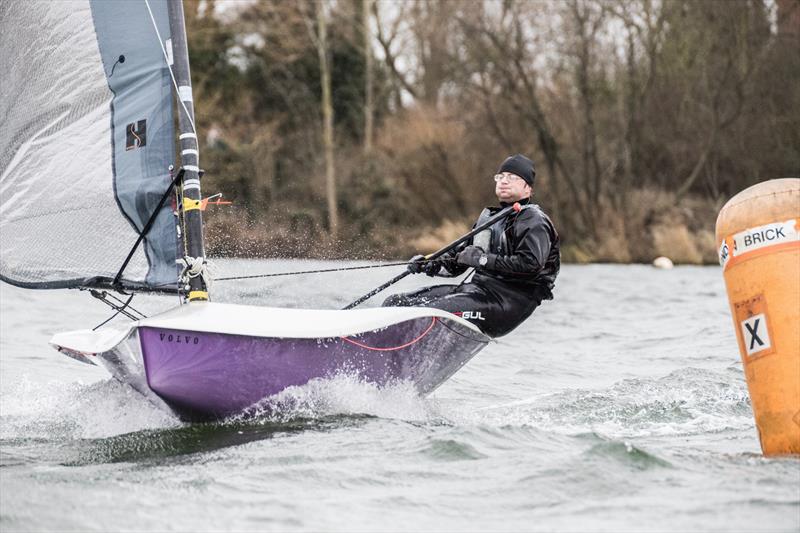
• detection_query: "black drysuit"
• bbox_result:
[383,199,560,337]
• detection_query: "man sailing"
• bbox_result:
[383,154,560,338]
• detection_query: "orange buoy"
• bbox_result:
[716,178,800,456]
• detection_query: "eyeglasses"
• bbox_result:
[493,173,522,183]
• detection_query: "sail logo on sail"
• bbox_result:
[125,119,147,150]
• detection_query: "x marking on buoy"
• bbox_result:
[745,318,763,350]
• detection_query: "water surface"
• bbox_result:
[1,262,797,532]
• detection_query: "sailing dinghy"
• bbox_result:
[0,0,490,421]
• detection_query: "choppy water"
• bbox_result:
[1,262,798,532]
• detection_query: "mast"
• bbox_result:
[167,0,208,302]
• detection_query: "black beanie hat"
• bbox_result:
[498,154,535,186]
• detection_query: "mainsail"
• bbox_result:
[0,0,178,290]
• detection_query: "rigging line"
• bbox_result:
[143,0,197,134]
[213,261,418,282]
[112,169,184,288]
[91,292,138,330]
[80,287,147,318]
[101,291,148,319]
[87,289,144,319]
[148,256,464,286]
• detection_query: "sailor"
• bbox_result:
[383,154,560,337]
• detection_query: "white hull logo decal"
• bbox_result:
[458,311,486,321]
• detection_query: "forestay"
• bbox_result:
[0,0,178,290]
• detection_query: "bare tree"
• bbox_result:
[455,1,592,234]
[312,0,338,235]
[567,0,605,208]
[372,1,416,109]
[363,0,374,153]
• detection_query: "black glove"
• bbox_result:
[407,254,441,276]
[407,254,426,274]
[456,245,490,269]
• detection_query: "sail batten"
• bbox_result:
[0,0,179,291]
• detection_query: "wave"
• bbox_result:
[463,367,753,439]
[228,373,437,424]
[0,365,758,469]
[2,366,753,441]
[0,373,439,464]
[0,376,180,442]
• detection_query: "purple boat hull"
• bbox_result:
[51,303,490,421]
[138,316,487,420]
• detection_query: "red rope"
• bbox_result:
[340,317,438,351]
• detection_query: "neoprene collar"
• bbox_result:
[499,196,531,208]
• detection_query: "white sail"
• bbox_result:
[0,0,178,290]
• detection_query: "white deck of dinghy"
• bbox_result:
[51,303,485,355]
[140,302,481,337]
